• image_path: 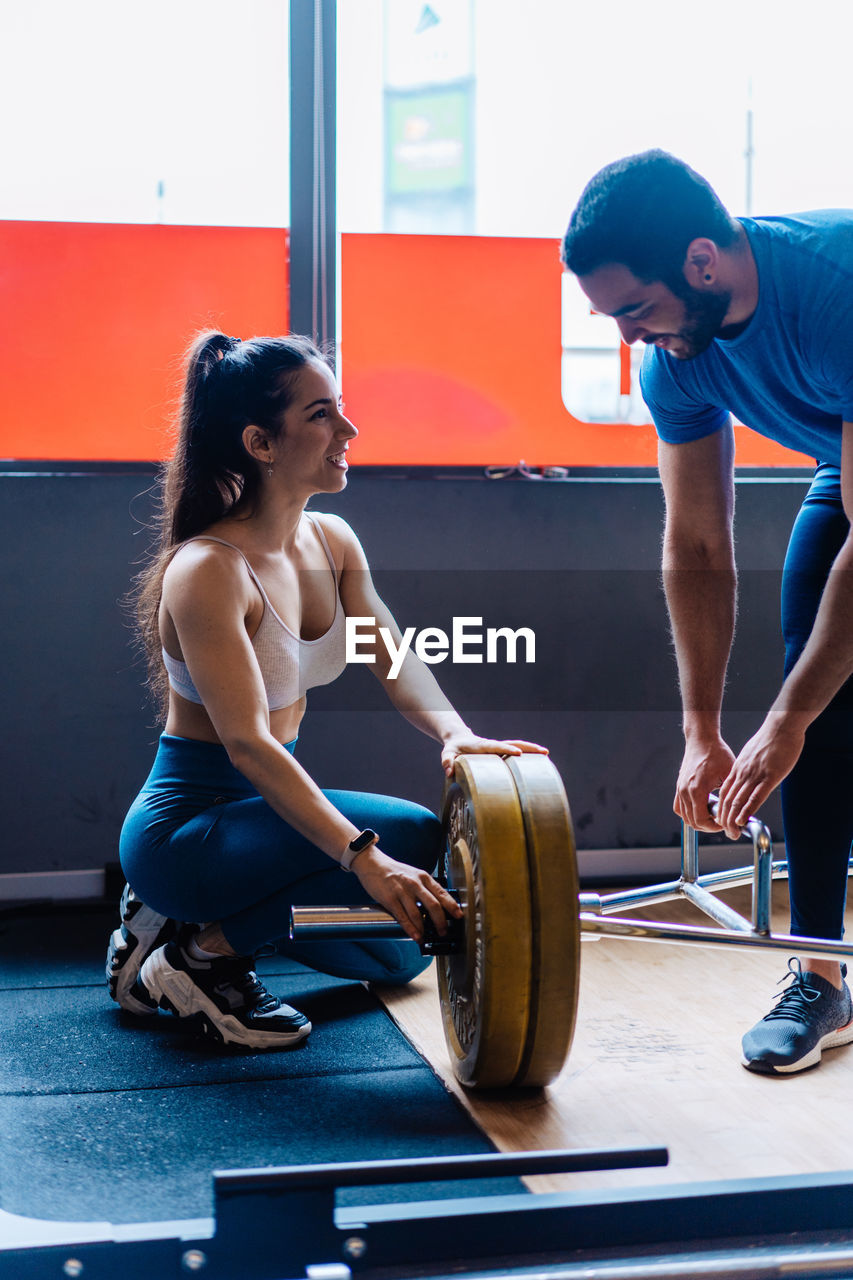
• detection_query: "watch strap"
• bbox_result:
[340,828,379,871]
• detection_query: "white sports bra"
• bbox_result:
[161,515,348,711]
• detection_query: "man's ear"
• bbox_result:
[683,237,721,288]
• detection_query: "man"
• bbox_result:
[562,150,853,1074]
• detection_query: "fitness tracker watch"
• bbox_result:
[340,828,379,871]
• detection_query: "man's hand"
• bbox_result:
[674,735,736,832]
[715,715,806,838]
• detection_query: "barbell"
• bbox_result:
[291,754,853,1090]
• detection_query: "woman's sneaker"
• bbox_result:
[106,883,178,1015]
[742,956,853,1074]
[136,931,312,1050]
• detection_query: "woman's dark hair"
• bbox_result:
[134,330,329,714]
[561,150,739,293]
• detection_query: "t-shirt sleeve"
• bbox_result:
[639,346,730,443]
[814,297,853,423]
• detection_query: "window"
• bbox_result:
[0,0,290,460]
[0,0,290,228]
[338,0,843,466]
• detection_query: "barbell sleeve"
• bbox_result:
[289,903,463,955]
[290,905,404,940]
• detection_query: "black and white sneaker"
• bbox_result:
[106,883,178,1015]
[137,932,312,1050]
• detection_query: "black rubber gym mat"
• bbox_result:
[0,905,521,1223]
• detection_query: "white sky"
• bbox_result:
[2,0,852,231]
[0,0,290,226]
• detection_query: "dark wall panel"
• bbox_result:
[1,469,808,876]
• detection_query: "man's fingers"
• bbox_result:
[735,788,763,826]
[689,797,720,831]
[675,790,720,833]
[715,807,743,840]
[716,783,749,839]
[722,783,764,835]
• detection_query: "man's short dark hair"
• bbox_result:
[561,150,739,291]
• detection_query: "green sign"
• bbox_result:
[386,84,473,195]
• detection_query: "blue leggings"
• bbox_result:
[119,734,441,983]
[781,464,853,940]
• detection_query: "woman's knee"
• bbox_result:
[277,938,433,985]
[344,940,433,985]
[368,941,433,985]
[395,807,443,873]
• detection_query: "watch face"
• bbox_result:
[351,829,378,852]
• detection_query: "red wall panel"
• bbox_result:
[340,232,813,468]
[1,223,814,466]
[0,221,289,460]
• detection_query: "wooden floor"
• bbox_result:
[378,882,853,1196]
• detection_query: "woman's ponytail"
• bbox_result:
[130,328,326,719]
[166,331,247,544]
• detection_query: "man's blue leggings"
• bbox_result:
[781,463,853,941]
[119,734,441,983]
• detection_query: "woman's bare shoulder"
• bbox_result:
[163,537,253,603]
[307,511,366,564]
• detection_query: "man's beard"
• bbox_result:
[671,287,732,359]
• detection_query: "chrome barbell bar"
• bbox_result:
[291,797,853,962]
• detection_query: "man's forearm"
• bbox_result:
[771,535,853,728]
[662,535,737,738]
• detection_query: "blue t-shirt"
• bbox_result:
[639,211,853,466]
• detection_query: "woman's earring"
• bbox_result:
[267,463,274,479]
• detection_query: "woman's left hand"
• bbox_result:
[440,733,549,778]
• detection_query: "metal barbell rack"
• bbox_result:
[577,795,853,961]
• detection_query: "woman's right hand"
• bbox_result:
[350,846,463,944]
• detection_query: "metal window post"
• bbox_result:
[289,0,337,350]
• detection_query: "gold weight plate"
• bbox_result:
[506,755,580,1087]
[437,754,534,1088]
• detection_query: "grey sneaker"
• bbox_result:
[106,883,178,1015]
[742,957,853,1074]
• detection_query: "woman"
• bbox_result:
[108,331,545,1050]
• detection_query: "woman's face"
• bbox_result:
[273,359,357,493]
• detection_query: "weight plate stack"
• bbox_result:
[437,754,533,1088]
[438,754,580,1090]
[506,754,580,1088]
